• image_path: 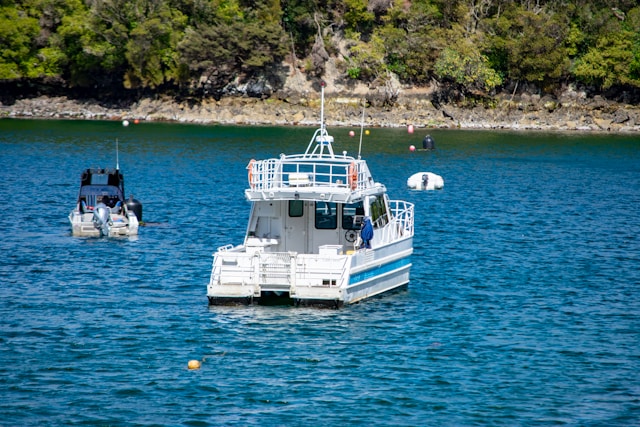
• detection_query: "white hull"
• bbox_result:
[208,234,413,307]
[69,211,139,237]
[407,172,444,190]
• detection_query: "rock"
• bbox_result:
[2,72,640,133]
[593,118,612,130]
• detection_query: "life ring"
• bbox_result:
[247,159,255,188]
[348,162,357,190]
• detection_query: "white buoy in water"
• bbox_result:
[407,172,444,190]
[122,120,129,127]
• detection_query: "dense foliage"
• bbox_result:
[1,0,639,99]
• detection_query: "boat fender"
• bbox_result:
[125,195,143,221]
[348,162,357,190]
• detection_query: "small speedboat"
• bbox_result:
[207,84,415,307]
[407,172,444,190]
[69,167,142,237]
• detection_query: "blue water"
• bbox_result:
[1,119,639,426]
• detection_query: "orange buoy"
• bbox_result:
[188,360,201,370]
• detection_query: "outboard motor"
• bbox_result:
[125,195,143,222]
[93,205,111,236]
[422,134,435,150]
[422,173,429,189]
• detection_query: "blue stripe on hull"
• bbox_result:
[348,257,412,286]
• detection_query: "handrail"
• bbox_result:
[248,157,368,191]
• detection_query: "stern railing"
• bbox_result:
[211,250,350,290]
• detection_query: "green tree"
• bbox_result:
[346,32,385,80]
[376,0,443,84]
[123,4,187,89]
[434,43,503,92]
[0,4,43,79]
[178,1,287,96]
[281,0,315,58]
[343,0,374,37]
[486,4,571,86]
[573,7,640,89]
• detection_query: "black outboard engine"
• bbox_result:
[422,134,435,150]
[125,195,143,222]
[422,173,429,189]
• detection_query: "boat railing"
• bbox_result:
[249,157,367,191]
[211,250,350,289]
[374,200,414,244]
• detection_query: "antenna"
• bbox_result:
[116,138,120,170]
[320,81,325,133]
[358,101,365,159]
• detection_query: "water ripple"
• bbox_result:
[1,122,639,425]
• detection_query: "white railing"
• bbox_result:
[211,251,350,289]
[374,200,414,244]
[248,158,366,191]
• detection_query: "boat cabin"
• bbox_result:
[76,168,126,212]
[245,192,391,255]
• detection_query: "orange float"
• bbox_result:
[247,159,255,188]
[348,162,357,190]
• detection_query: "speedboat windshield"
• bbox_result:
[79,185,123,208]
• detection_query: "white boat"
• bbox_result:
[68,167,142,237]
[407,172,444,190]
[207,86,415,307]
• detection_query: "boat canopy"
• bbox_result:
[77,168,125,208]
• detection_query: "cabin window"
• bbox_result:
[90,174,109,185]
[289,200,304,217]
[315,202,337,229]
[342,202,364,230]
[369,196,389,228]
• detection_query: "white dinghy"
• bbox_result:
[407,172,444,190]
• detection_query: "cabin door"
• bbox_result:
[284,200,309,253]
[310,201,340,252]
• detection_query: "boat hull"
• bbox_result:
[69,211,139,237]
[207,236,413,307]
[208,85,415,308]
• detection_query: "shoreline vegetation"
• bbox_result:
[3,89,639,133]
[3,2,640,133]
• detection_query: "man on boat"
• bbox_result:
[360,217,373,249]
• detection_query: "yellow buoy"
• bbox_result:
[188,360,201,370]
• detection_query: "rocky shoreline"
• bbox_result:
[2,89,639,133]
